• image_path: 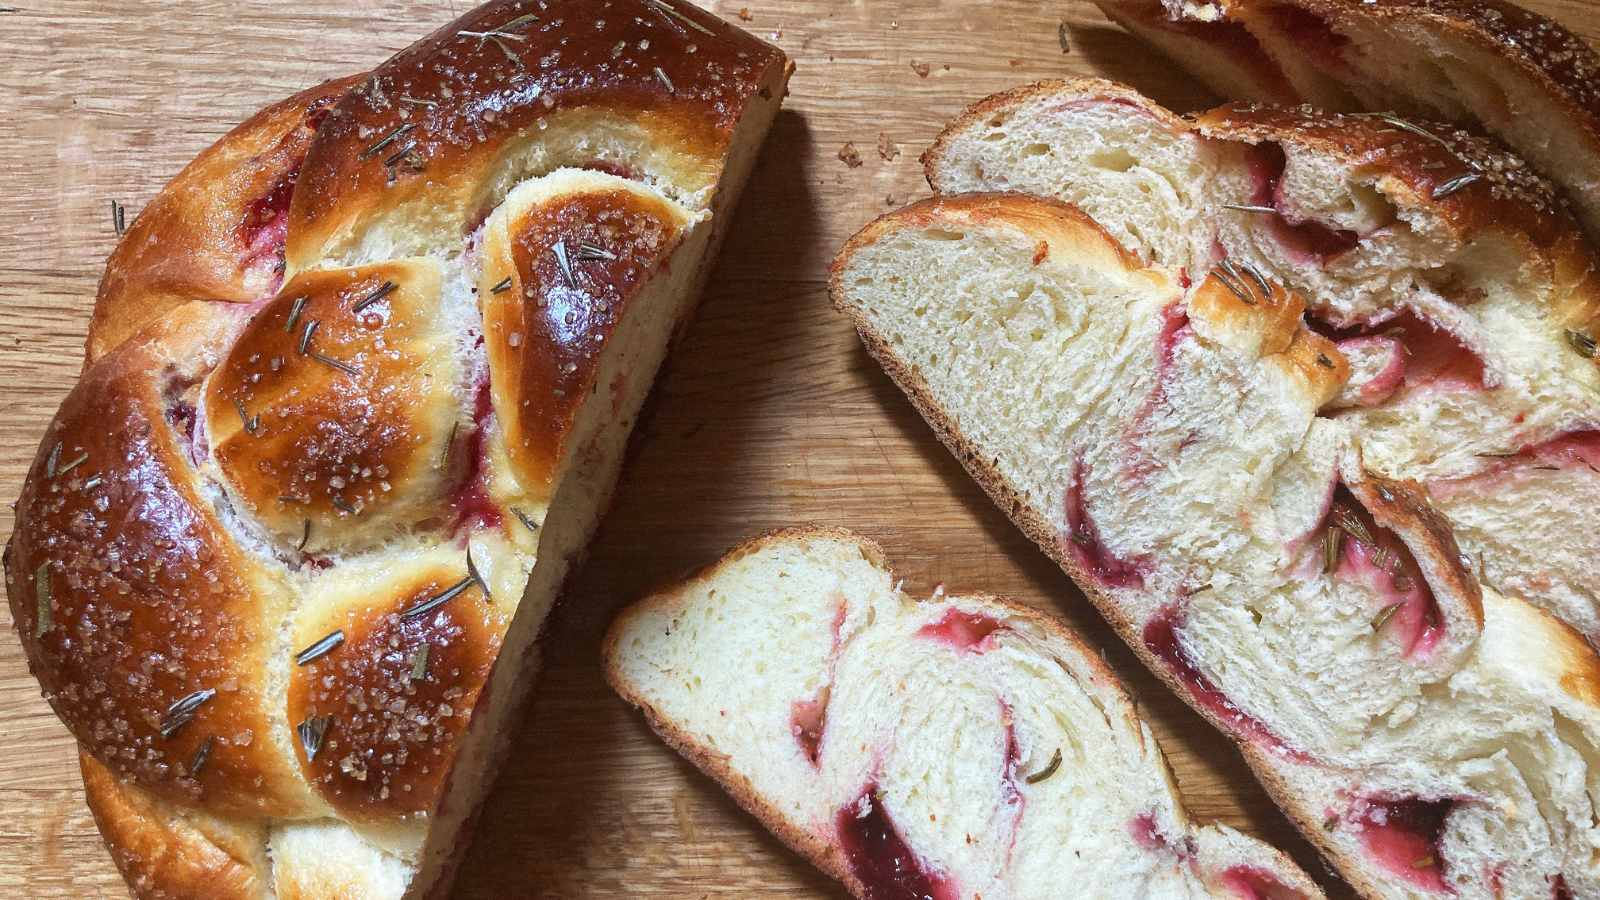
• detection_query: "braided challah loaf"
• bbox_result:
[925,78,1600,649]
[605,527,1326,900]
[1091,0,1600,246]
[831,185,1600,900]
[4,3,789,899]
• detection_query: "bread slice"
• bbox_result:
[1090,0,1600,246]
[830,192,1600,900]
[924,78,1600,651]
[603,526,1325,900]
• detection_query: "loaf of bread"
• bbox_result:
[1091,0,1600,245]
[831,189,1600,900]
[925,78,1600,649]
[604,526,1325,900]
[3,3,789,898]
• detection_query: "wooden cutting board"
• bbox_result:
[5,0,1600,896]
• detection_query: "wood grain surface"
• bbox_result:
[4,0,1600,897]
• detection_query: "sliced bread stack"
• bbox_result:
[924,78,1600,646]
[831,137,1600,898]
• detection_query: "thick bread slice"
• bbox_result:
[830,193,1600,900]
[1091,0,1600,245]
[925,78,1600,650]
[603,526,1325,900]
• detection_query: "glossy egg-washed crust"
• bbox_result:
[286,0,779,272]
[602,525,1327,900]
[80,748,272,900]
[6,0,786,897]
[827,193,1503,900]
[479,179,691,495]
[89,76,361,365]
[205,261,461,549]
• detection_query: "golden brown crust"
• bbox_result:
[80,748,272,900]
[285,0,785,271]
[8,302,312,817]
[834,191,1152,283]
[927,77,1600,344]
[11,1,790,896]
[1188,267,1351,405]
[90,76,359,365]
[1200,103,1600,337]
[1098,0,1600,246]
[481,180,689,495]
[288,559,505,821]
[203,260,459,548]
[1504,594,1600,708]
[1200,105,1569,247]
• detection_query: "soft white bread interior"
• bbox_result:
[925,78,1600,650]
[830,192,1600,900]
[604,526,1325,900]
[1091,0,1600,245]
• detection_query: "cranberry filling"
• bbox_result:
[1219,865,1307,900]
[1475,429,1600,475]
[1526,430,1600,470]
[1350,796,1455,893]
[1063,457,1153,590]
[239,162,302,285]
[1128,812,1195,856]
[1322,485,1445,657]
[447,376,503,533]
[1122,304,1193,481]
[1129,812,1166,851]
[1552,874,1575,900]
[1259,6,1354,78]
[916,608,1006,653]
[1143,607,1306,759]
[791,688,828,768]
[166,400,197,444]
[837,787,956,900]
[1247,143,1361,266]
[242,165,298,247]
[1431,429,1600,504]
[1388,317,1485,394]
[1306,310,1487,396]
[1330,335,1407,407]
[1000,706,1022,812]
